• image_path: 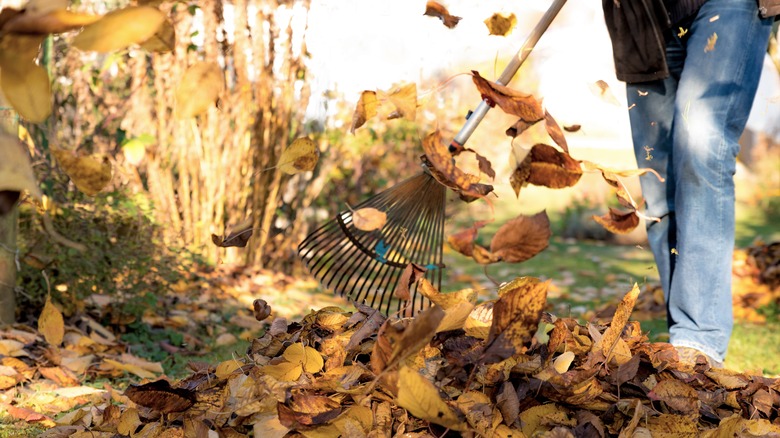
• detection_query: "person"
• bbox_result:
[601,0,778,367]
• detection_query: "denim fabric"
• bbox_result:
[625,0,773,362]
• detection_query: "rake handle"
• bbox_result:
[450,0,567,150]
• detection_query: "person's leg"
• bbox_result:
[669,0,773,362]
[625,32,686,329]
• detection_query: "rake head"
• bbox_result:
[298,171,446,315]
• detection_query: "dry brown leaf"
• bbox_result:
[124,380,196,414]
[599,284,640,360]
[472,71,544,122]
[589,80,621,106]
[211,217,254,248]
[72,6,165,53]
[51,147,112,196]
[397,366,466,431]
[422,130,479,192]
[351,207,387,232]
[544,110,569,154]
[278,394,342,427]
[527,144,582,189]
[350,90,378,133]
[423,1,461,29]
[509,152,533,198]
[506,119,539,138]
[483,278,549,363]
[386,305,445,371]
[484,12,517,36]
[394,263,427,301]
[592,208,640,234]
[174,61,224,119]
[489,211,552,263]
[563,124,581,132]
[38,296,64,346]
[279,137,319,175]
[647,379,699,415]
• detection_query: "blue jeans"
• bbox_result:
[625,0,772,362]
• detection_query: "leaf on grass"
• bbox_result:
[0,61,51,123]
[544,110,569,153]
[394,263,427,301]
[124,380,196,414]
[472,71,544,123]
[350,90,378,133]
[351,207,387,232]
[51,147,112,196]
[278,137,319,175]
[527,143,582,189]
[589,80,621,106]
[483,278,549,363]
[397,366,465,431]
[421,130,479,192]
[647,379,699,415]
[423,1,461,29]
[592,207,640,234]
[283,343,324,374]
[1,403,56,428]
[484,12,516,36]
[38,296,64,346]
[489,211,552,263]
[72,6,166,53]
[174,61,224,119]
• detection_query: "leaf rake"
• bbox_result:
[298,0,567,315]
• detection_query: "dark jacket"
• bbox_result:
[602,0,779,84]
[602,0,672,83]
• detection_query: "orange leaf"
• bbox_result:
[527,144,582,189]
[423,1,461,29]
[483,278,549,362]
[350,90,378,133]
[592,207,640,234]
[489,211,552,263]
[421,130,479,192]
[471,71,544,123]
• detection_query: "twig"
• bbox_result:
[42,212,87,252]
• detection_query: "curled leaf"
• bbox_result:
[527,144,582,189]
[423,1,461,29]
[544,110,569,153]
[592,207,640,234]
[472,71,544,123]
[350,90,377,133]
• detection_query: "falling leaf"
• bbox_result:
[394,263,427,301]
[253,298,272,322]
[509,152,532,198]
[351,207,387,232]
[592,207,640,234]
[1,8,100,35]
[51,146,112,196]
[139,18,175,52]
[283,343,324,374]
[484,12,516,36]
[423,1,461,29]
[704,32,717,52]
[211,217,254,248]
[544,110,569,153]
[471,150,496,179]
[124,380,196,414]
[350,90,378,133]
[174,61,224,119]
[527,143,582,189]
[589,80,621,106]
[483,278,549,363]
[505,119,539,138]
[72,6,166,53]
[397,366,465,431]
[382,82,417,121]
[421,130,480,192]
[489,211,552,263]
[0,61,51,123]
[278,137,319,175]
[38,296,64,346]
[472,71,545,122]
[0,132,42,209]
[563,124,581,132]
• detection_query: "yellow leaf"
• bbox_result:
[38,296,64,346]
[174,61,223,119]
[278,137,319,174]
[283,343,324,374]
[103,358,158,379]
[463,301,494,340]
[553,351,575,373]
[351,207,387,232]
[0,62,51,123]
[484,12,517,36]
[436,301,474,333]
[51,146,112,196]
[519,403,561,436]
[72,6,166,53]
[117,408,142,436]
[261,361,303,382]
[599,284,640,358]
[0,132,42,200]
[384,82,417,121]
[1,9,100,35]
[139,18,175,53]
[215,360,243,379]
[350,90,378,133]
[397,366,465,431]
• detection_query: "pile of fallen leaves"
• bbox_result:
[37,277,779,437]
[732,240,780,323]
